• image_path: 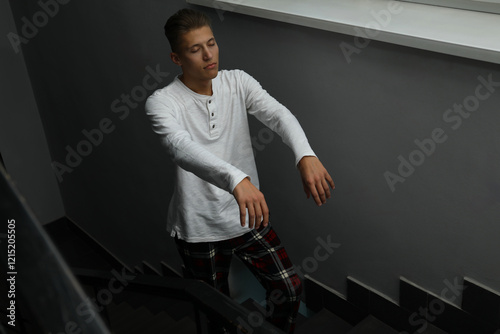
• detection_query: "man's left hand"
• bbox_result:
[297,156,335,206]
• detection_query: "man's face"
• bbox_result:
[172,25,219,83]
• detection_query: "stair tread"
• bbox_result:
[347,315,399,334]
[296,308,353,334]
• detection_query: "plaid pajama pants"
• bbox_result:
[174,224,302,334]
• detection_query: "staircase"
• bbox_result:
[304,274,500,334]
[44,218,198,334]
[241,295,427,334]
[44,217,500,334]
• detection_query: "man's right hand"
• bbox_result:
[233,178,269,229]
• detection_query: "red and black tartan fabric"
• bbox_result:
[175,224,302,334]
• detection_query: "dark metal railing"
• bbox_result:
[0,165,110,333]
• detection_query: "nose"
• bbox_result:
[203,47,212,60]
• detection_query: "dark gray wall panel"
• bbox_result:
[1,0,65,224]
[9,0,500,301]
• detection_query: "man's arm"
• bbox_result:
[241,71,335,205]
[233,156,333,229]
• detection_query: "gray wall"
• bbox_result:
[1,0,64,224]
[8,0,500,303]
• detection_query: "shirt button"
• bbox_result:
[212,124,215,128]
[209,100,212,104]
[211,113,214,117]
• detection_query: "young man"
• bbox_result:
[145,8,334,333]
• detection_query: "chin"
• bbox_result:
[208,70,219,79]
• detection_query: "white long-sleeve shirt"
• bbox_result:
[145,69,315,242]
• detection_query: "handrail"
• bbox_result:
[73,267,285,334]
[0,166,110,333]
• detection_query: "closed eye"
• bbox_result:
[189,38,216,53]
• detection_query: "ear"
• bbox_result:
[170,52,182,66]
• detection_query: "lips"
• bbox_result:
[204,63,217,69]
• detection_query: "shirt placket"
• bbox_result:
[207,98,219,137]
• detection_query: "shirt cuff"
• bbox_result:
[229,171,251,194]
[295,150,317,167]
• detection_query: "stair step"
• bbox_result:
[347,315,399,334]
[296,308,353,334]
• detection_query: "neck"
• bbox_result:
[180,75,213,96]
